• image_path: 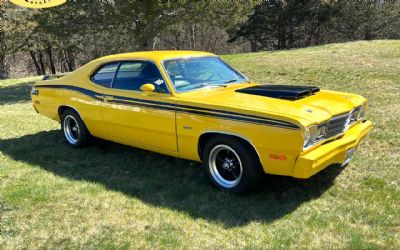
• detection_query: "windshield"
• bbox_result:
[163,57,246,92]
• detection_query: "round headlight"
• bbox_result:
[317,125,327,140]
[358,104,366,120]
[303,128,311,147]
[303,125,319,149]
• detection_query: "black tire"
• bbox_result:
[202,135,264,194]
[61,109,91,148]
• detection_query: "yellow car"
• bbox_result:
[31,51,372,193]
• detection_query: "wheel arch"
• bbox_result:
[198,131,262,164]
[58,105,82,120]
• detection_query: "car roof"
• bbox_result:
[97,50,216,62]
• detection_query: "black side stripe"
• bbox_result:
[175,108,296,128]
[35,84,300,130]
[36,85,103,101]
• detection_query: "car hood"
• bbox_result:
[176,83,366,126]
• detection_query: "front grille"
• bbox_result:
[320,113,350,139]
[311,106,361,148]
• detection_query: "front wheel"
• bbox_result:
[61,109,90,147]
[203,136,263,193]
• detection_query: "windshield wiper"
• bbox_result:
[222,78,239,84]
[184,83,208,90]
[184,82,227,90]
[205,78,240,87]
[180,79,242,91]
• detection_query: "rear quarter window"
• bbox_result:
[90,63,119,87]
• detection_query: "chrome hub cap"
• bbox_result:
[209,145,243,188]
[63,115,80,144]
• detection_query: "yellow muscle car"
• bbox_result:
[30,51,372,193]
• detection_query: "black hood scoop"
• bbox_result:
[235,85,320,100]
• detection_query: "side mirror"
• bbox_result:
[140,83,156,93]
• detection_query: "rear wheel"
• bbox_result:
[61,109,90,147]
[202,136,263,193]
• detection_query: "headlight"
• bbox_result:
[316,125,328,141]
[358,103,367,120]
[303,128,311,147]
[303,125,319,149]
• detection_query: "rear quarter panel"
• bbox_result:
[32,80,107,138]
[32,80,61,121]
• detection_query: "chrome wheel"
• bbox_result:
[208,144,243,188]
[63,115,80,144]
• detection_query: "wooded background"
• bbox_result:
[0,0,399,79]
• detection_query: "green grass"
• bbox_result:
[1,40,399,249]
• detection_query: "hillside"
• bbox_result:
[0,40,399,249]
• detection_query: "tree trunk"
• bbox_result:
[29,50,42,76]
[65,49,76,72]
[277,26,286,50]
[250,37,257,52]
[46,46,56,74]
[38,51,46,75]
[139,38,154,51]
[191,24,196,50]
[0,28,7,79]
[0,54,7,79]
[288,24,294,48]
[137,32,156,51]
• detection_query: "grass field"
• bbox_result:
[0,40,399,249]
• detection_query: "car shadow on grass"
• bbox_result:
[0,130,344,228]
[0,81,34,105]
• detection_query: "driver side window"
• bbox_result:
[112,61,168,93]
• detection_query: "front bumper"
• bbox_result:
[292,120,372,178]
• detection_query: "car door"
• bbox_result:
[98,60,177,152]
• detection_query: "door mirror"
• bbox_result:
[140,83,156,93]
